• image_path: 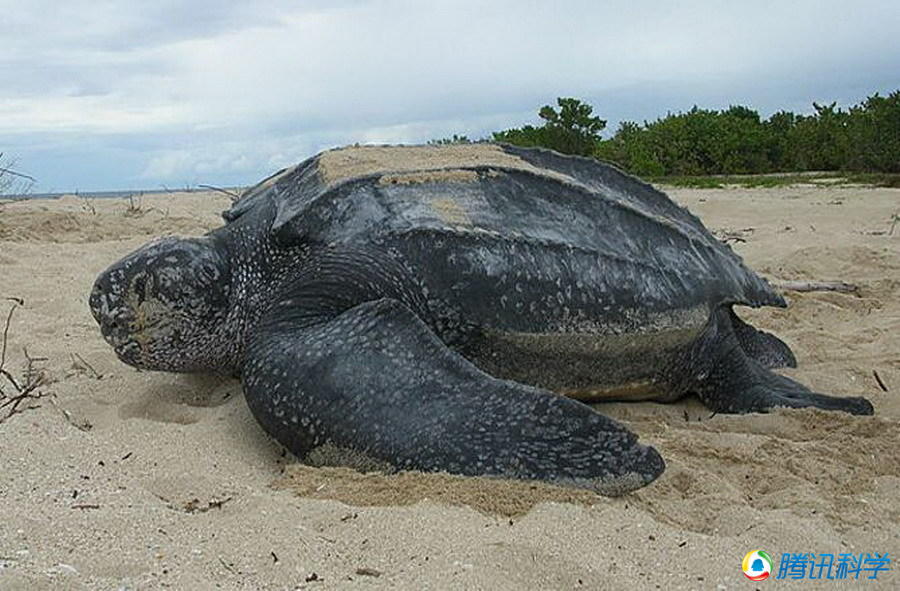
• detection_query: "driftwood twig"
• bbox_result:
[771,280,859,294]
[873,370,888,392]
[0,166,36,182]
[70,352,103,379]
[198,184,241,200]
[0,298,53,421]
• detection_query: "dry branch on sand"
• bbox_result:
[771,280,859,294]
[198,184,242,202]
[122,194,167,218]
[713,227,755,244]
[0,152,36,196]
[0,297,52,422]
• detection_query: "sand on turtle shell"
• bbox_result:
[0,183,897,589]
[317,143,569,186]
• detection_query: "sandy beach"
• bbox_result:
[0,184,897,589]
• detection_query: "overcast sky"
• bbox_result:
[2,0,898,193]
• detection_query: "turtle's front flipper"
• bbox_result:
[243,298,664,495]
[685,308,873,415]
[728,307,797,369]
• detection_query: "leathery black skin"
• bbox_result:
[89,143,874,496]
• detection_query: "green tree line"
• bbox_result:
[435,91,900,176]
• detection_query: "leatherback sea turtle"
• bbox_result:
[90,144,873,495]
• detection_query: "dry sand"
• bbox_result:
[0,184,897,589]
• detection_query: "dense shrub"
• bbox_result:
[493,98,606,157]
[470,91,900,175]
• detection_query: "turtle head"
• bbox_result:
[90,236,232,372]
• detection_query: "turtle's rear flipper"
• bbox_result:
[729,307,797,369]
[243,298,664,495]
[688,308,873,415]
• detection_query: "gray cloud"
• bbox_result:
[1,0,898,191]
